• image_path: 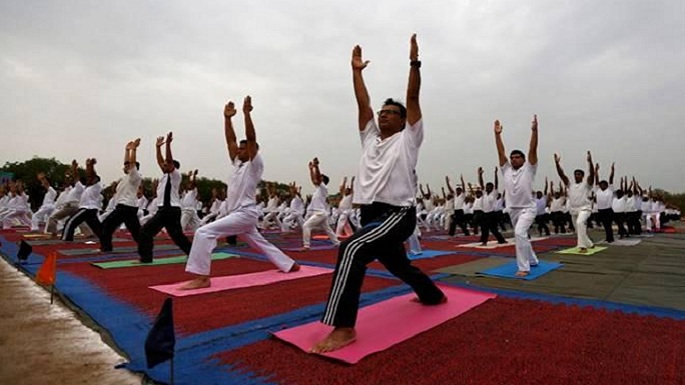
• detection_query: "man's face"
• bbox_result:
[536,191,543,199]
[123,163,132,174]
[574,171,584,183]
[377,105,405,133]
[510,153,525,169]
[237,143,249,162]
[485,184,493,194]
[599,182,608,191]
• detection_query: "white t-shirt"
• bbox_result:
[181,188,198,210]
[625,196,637,212]
[224,154,263,214]
[550,197,565,212]
[567,181,592,211]
[290,196,304,213]
[482,191,498,213]
[612,197,626,213]
[114,168,142,207]
[501,161,537,209]
[54,187,71,209]
[339,194,353,210]
[41,186,57,207]
[595,186,614,210]
[472,196,483,211]
[79,183,102,210]
[308,183,329,213]
[535,196,547,216]
[354,119,422,207]
[156,169,182,208]
[453,193,465,210]
[65,182,85,205]
[265,197,279,212]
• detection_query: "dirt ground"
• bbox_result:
[0,259,142,385]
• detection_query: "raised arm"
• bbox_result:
[309,158,322,186]
[494,120,507,167]
[544,177,549,196]
[224,101,239,161]
[243,96,258,160]
[477,167,485,190]
[609,162,615,185]
[494,167,499,191]
[406,34,422,126]
[460,174,466,192]
[164,132,175,171]
[441,187,446,200]
[528,114,538,165]
[155,136,166,172]
[71,159,79,184]
[419,183,426,197]
[586,151,595,186]
[339,177,347,195]
[351,45,374,130]
[594,163,600,185]
[445,176,454,195]
[349,176,355,194]
[554,153,570,186]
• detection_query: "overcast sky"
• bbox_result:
[2,0,684,195]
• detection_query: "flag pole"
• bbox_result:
[170,356,174,385]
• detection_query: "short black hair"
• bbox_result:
[239,139,260,149]
[510,150,525,160]
[321,174,330,185]
[173,160,180,169]
[574,169,585,176]
[383,98,407,118]
[124,161,141,170]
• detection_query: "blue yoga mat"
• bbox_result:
[478,260,562,280]
[407,249,455,260]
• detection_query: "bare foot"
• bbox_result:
[298,247,310,252]
[288,263,301,272]
[179,276,211,290]
[310,327,356,353]
[480,242,488,246]
[578,247,588,253]
[515,271,529,277]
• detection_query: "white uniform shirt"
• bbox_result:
[156,169,182,208]
[568,182,592,211]
[181,188,198,210]
[290,196,304,214]
[453,193,465,210]
[354,119,422,207]
[308,183,329,213]
[224,154,263,214]
[114,168,142,207]
[482,191,498,213]
[595,186,614,210]
[79,183,103,210]
[472,196,483,211]
[550,197,565,213]
[612,197,626,213]
[265,197,279,213]
[625,196,637,212]
[54,187,72,209]
[339,194,353,211]
[41,187,57,207]
[535,196,548,216]
[65,182,85,205]
[494,197,505,212]
[501,162,537,209]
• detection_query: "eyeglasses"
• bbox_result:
[376,109,401,116]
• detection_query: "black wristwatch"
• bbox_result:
[410,60,422,68]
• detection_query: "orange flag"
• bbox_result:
[36,252,57,286]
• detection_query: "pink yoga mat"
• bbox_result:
[273,285,496,364]
[149,265,333,297]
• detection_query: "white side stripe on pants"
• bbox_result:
[322,209,406,325]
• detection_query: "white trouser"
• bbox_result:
[1,209,32,229]
[407,225,422,254]
[181,208,201,232]
[302,211,338,248]
[509,207,539,272]
[651,213,660,230]
[185,207,295,276]
[571,209,593,249]
[335,209,354,237]
[262,211,282,229]
[31,205,55,231]
[281,211,304,232]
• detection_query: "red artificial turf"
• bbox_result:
[60,257,398,335]
[215,296,685,385]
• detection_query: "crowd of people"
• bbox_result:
[0,34,681,353]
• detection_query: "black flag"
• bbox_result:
[145,298,176,369]
[17,240,32,263]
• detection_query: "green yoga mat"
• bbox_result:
[556,246,607,255]
[60,243,180,256]
[92,252,239,269]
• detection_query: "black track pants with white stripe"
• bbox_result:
[62,208,102,241]
[321,203,445,328]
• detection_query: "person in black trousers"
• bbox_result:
[136,132,192,263]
